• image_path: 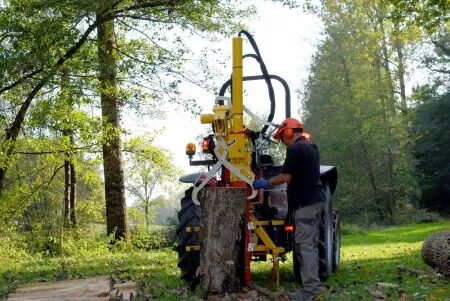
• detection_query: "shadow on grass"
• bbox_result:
[342,221,450,247]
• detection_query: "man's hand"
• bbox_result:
[252,179,270,190]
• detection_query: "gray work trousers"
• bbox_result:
[294,201,325,294]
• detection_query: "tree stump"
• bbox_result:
[421,231,450,277]
[198,187,247,295]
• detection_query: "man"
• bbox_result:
[253,118,325,301]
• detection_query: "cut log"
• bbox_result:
[198,187,247,295]
[421,231,450,277]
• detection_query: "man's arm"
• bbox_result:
[269,173,291,187]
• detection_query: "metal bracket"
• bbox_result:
[192,137,257,205]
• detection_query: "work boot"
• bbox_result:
[289,290,324,301]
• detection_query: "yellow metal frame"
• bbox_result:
[251,215,285,289]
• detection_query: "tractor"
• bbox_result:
[176,31,340,290]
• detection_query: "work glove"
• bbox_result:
[252,179,269,190]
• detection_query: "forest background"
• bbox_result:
[0,0,449,297]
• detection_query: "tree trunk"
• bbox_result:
[63,131,77,228]
[198,188,247,295]
[144,183,149,229]
[377,9,396,110]
[421,232,450,277]
[63,156,70,228]
[395,32,407,116]
[69,146,77,228]
[377,9,398,223]
[97,11,128,241]
[144,199,149,229]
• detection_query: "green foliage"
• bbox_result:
[413,86,450,213]
[130,224,176,250]
[341,223,367,236]
[421,28,450,82]
[302,0,420,224]
[0,0,256,204]
[389,0,450,33]
[0,148,104,230]
[124,136,181,228]
[394,207,443,225]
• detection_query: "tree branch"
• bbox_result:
[127,182,145,201]
[28,164,65,199]
[116,13,174,24]
[15,143,100,155]
[428,67,450,74]
[113,0,178,15]
[0,69,44,95]
[431,39,450,57]
[115,18,182,60]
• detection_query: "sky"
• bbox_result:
[126,2,324,177]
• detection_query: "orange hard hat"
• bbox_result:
[273,118,304,141]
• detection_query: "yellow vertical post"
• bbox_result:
[227,37,248,187]
[228,36,253,185]
[232,37,243,132]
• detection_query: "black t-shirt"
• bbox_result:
[281,137,324,209]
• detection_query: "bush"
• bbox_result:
[20,228,62,257]
[395,208,442,225]
[341,223,367,236]
[60,225,111,257]
[130,225,176,250]
[0,229,33,262]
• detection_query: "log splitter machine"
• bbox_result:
[176,31,340,290]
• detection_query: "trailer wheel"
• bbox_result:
[332,209,341,272]
[176,187,200,290]
[318,185,333,281]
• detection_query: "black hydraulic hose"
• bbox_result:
[269,75,291,118]
[237,30,275,134]
[242,53,291,118]
[218,75,291,118]
[242,53,276,122]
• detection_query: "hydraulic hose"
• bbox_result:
[237,30,275,134]
[218,31,292,133]
[219,75,291,119]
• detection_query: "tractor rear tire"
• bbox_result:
[332,209,341,272]
[176,187,201,290]
[318,185,333,281]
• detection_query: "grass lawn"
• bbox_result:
[1,221,449,300]
[322,221,450,300]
